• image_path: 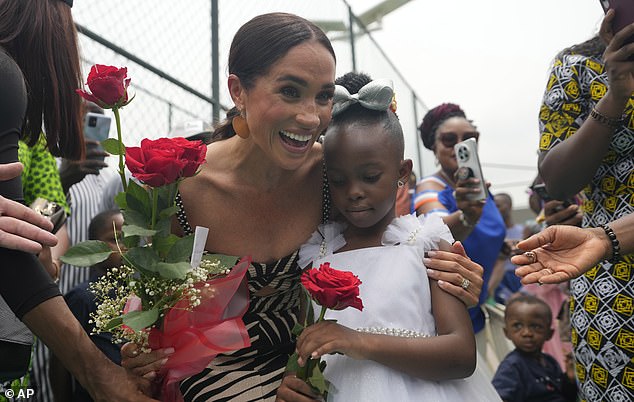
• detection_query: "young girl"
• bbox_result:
[295,72,501,401]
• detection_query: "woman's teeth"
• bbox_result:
[280,130,311,142]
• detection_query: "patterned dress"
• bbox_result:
[539,52,634,401]
[175,184,328,401]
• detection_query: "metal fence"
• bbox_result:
[72,0,430,174]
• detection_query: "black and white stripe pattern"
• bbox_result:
[180,253,303,402]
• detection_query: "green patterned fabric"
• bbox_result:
[18,134,69,214]
[539,52,634,402]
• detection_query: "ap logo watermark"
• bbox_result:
[2,388,35,401]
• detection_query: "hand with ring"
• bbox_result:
[120,342,175,385]
[511,224,612,285]
[424,241,484,307]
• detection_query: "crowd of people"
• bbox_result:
[1,1,633,401]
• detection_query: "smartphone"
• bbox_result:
[530,183,572,210]
[30,197,67,234]
[83,112,111,161]
[599,0,634,47]
[454,138,488,201]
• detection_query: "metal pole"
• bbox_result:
[348,5,357,72]
[211,0,220,123]
[412,92,423,179]
[76,23,226,111]
[168,102,173,132]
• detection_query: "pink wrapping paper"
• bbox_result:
[144,257,252,401]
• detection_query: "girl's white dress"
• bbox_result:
[298,214,502,402]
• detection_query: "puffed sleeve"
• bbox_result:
[382,214,453,254]
[298,221,346,269]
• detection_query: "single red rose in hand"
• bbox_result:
[168,137,208,177]
[301,262,363,311]
[76,64,131,108]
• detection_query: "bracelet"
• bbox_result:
[458,210,476,228]
[589,108,623,130]
[600,224,621,264]
[51,260,61,284]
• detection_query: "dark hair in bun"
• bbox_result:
[418,103,467,150]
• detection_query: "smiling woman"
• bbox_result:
[121,12,338,401]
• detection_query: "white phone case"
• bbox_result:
[453,138,488,201]
[83,112,111,142]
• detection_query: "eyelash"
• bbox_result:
[280,86,299,98]
[364,174,381,183]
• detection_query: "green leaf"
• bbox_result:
[103,315,124,331]
[114,191,127,209]
[156,261,190,279]
[122,209,149,228]
[60,240,112,267]
[153,217,172,237]
[156,182,178,211]
[126,180,151,217]
[152,234,179,256]
[125,246,159,273]
[166,234,194,263]
[122,224,157,237]
[122,234,140,249]
[307,359,329,397]
[102,138,126,155]
[291,323,305,337]
[285,351,300,373]
[159,205,179,219]
[122,309,159,331]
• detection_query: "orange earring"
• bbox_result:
[232,112,250,139]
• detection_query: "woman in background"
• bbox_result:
[414,103,505,377]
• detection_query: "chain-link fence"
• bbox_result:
[72,0,429,174]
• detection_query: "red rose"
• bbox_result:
[167,137,208,177]
[76,64,131,108]
[125,137,207,187]
[301,262,363,311]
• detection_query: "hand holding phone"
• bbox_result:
[83,112,111,161]
[530,183,572,209]
[599,0,634,49]
[454,138,488,201]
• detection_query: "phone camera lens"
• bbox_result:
[88,116,97,127]
[457,147,469,162]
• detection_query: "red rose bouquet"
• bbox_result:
[287,262,363,398]
[65,64,251,401]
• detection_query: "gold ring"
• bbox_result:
[460,277,470,290]
[523,251,537,264]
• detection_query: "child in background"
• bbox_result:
[492,294,576,402]
[295,72,501,401]
[49,209,125,402]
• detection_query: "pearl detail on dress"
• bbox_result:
[355,327,430,338]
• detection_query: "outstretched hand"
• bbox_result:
[512,225,610,285]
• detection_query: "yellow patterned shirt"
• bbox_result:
[539,52,634,401]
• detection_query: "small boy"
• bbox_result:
[492,294,576,402]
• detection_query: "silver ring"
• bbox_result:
[460,277,470,290]
[523,251,537,264]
